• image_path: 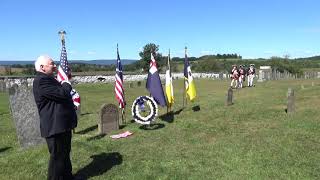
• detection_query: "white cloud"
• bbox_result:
[68,50,77,55]
[200,50,213,55]
[263,51,275,55]
[299,28,320,33]
[87,51,96,55]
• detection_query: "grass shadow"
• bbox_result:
[174,108,184,115]
[139,123,165,130]
[87,134,106,141]
[0,147,12,153]
[119,125,127,129]
[76,125,98,135]
[159,111,174,123]
[74,152,122,179]
[192,105,200,112]
[80,112,93,116]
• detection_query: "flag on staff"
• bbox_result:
[165,50,174,107]
[57,42,71,82]
[146,53,167,106]
[115,45,126,108]
[184,47,196,101]
[56,39,80,108]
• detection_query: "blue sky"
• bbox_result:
[1,0,320,61]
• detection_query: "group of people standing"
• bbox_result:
[230,64,256,89]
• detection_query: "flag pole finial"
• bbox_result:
[58,30,66,45]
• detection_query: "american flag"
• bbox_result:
[115,46,125,108]
[57,42,71,82]
[57,41,80,108]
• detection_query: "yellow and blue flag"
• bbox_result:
[165,50,174,107]
[184,47,196,101]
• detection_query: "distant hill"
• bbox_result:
[0,59,138,66]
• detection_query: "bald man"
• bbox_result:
[33,55,77,180]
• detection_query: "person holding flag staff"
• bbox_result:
[184,47,196,105]
[165,49,174,111]
[33,55,77,180]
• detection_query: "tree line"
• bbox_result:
[1,43,320,76]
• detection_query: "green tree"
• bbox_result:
[139,43,163,72]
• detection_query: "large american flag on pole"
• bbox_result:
[56,41,80,108]
[57,42,71,82]
[115,45,126,108]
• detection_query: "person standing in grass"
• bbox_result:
[247,64,256,87]
[33,55,77,180]
[230,65,239,88]
[238,65,246,88]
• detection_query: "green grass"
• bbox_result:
[1,79,320,179]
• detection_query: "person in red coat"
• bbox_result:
[33,55,77,180]
[230,65,239,88]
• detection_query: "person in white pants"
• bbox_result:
[247,64,255,87]
[238,65,246,88]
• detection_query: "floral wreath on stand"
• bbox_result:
[131,96,158,125]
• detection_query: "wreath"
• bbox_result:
[131,96,158,125]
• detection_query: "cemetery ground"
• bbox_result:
[1,78,320,179]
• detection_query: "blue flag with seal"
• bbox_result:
[146,53,167,106]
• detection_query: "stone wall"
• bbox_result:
[0,73,223,88]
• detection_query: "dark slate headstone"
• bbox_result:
[99,104,119,135]
[226,87,233,106]
[8,84,45,148]
[137,81,141,87]
[287,88,295,114]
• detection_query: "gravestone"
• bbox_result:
[258,66,271,82]
[219,73,223,80]
[137,81,141,87]
[225,87,233,106]
[312,82,314,87]
[129,83,133,88]
[99,103,119,135]
[287,88,295,114]
[0,79,6,92]
[301,84,305,89]
[8,84,45,148]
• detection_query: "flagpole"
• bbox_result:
[59,30,76,133]
[184,47,188,106]
[117,43,126,125]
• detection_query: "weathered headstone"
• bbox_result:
[301,84,305,89]
[0,79,6,92]
[225,87,233,106]
[129,82,133,88]
[8,84,45,148]
[137,81,141,87]
[287,88,295,114]
[258,66,271,82]
[312,82,314,87]
[98,104,119,135]
[219,73,223,80]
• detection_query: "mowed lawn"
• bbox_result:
[1,78,320,179]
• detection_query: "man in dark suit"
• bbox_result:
[33,55,77,180]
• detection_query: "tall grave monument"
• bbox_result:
[8,84,45,148]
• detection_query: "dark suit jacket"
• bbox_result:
[33,72,77,138]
